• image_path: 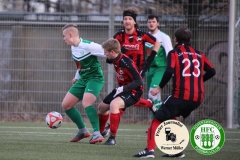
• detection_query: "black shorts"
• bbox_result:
[103,88,143,109]
[155,95,201,122]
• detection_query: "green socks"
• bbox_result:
[65,106,100,132]
[85,106,100,132]
[65,107,85,129]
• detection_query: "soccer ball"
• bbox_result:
[46,111,63,129]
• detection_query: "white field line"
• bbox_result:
[0,130,240,141]
[0,126,145,131]
[0,126,239,133]
[0,131,146,138]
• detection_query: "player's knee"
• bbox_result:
[98,102,109,114]
[61,101,70,110]
[109,102,121,113]
[82,93,96,108]
[98,103,104,113]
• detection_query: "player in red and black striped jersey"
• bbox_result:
[113,7,161,114]
[98,38,143,145]
[114,28,157,71]
[159,43,215,102]
[114,8,160,75]
[112,53,143,94]
[134,26,216,158]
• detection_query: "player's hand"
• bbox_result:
[72,78,78,85]
[113,86,123,97]
[150,87,161,96]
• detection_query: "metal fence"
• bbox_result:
[0,0,239,127]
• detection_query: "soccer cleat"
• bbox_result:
[162,152,185,158]
[101,123,110,138]
[89,132,104,144]
[70,128,91,142]
[103,134,116,145]
[133,148,155,158]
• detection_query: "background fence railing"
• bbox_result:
[0,0,239,127]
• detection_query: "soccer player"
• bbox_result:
[145,15,173,116]
[62,24,105,144]
[98,38,143,145]
[101,7,161,137]
[133,26,216,158]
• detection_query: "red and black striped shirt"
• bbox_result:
[112,53,143,94]
[113,28,156,71]
[159,43,215,103]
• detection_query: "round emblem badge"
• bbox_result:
[155,120,189,154]
[190,119,225,155]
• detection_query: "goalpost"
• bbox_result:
[233,13,240,128]
[227,0,240,128]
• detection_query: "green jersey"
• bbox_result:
[71,38,105,80]
[145,30,173,67]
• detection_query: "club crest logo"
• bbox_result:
[190,119,225,155]
[155,120,189,154]
[137,36,142,41]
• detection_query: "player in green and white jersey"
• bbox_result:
[145,15,173,117]
[62,24,105,144]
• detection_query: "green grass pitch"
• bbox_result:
[0,122,239,160]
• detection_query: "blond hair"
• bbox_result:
[62,24,78,31]
[102,38,121,53]
[62,23,79,37]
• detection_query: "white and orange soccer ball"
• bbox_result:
[45,111,63,129]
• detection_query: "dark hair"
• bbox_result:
[147,15,159,22]
[122,7,139,28]
[123,7,138,17]
[174,26,192,43]
[123,11,137,22]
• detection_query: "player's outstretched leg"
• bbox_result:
[134,98,153,109]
